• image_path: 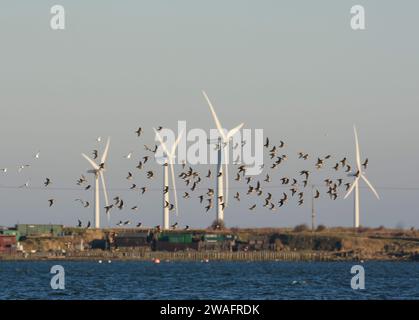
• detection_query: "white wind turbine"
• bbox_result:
[344,126,380,228]
[81,137,111,229]
[154,129,183,230]
[202,91,244,223]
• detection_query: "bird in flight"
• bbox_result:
[362,158,369,169]
[76,175,87,186]
[104,205,113,214]
[135,127,143,137]
[19,181,30,188]
[298,152,309,160]
[44,178,52,187]
[124,152,133,160]
[18,165,30,173]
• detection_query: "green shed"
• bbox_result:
[16,224,63,237]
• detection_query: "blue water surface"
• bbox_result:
[0,261,417,300]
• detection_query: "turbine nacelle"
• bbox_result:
[155,155,176,164]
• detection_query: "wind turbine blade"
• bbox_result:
[153,128,170,156]
[101,137,111,164]
[169,160,179,216]
[170,129,184,157]
[100,172,109,206]
[344,177,359,199]
[226,123,244,140]
[353,126,362,170]
[82,153,100,170]
[202,91,227,141]
[361,174,380,199]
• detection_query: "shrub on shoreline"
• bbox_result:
[293,224,309,233]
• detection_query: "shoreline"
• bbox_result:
[2,227,419,263]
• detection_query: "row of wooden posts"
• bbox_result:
[59,250,334,261]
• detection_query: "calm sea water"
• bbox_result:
[0,261,417,300]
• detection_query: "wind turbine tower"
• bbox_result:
[206,137,225,222]
[154,129,183,230]
[344,126,380,228]
[202,91,244,224]
[81,137,111,229]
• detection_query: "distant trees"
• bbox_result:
[210,219,225,230]
[316,225,327,232]
[356,226,371,233]
[293,224,309,233]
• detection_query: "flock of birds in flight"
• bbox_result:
[0,126,371,230]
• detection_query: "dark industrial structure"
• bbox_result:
[0,235,17,254]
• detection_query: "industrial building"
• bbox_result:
[0,225,280,255]
[0,229,20,241]
[0,235,17,254]
[112,231,151,249]
[16,224,64,238]
[107,230,239,252]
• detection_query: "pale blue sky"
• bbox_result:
[0,1,418,228]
